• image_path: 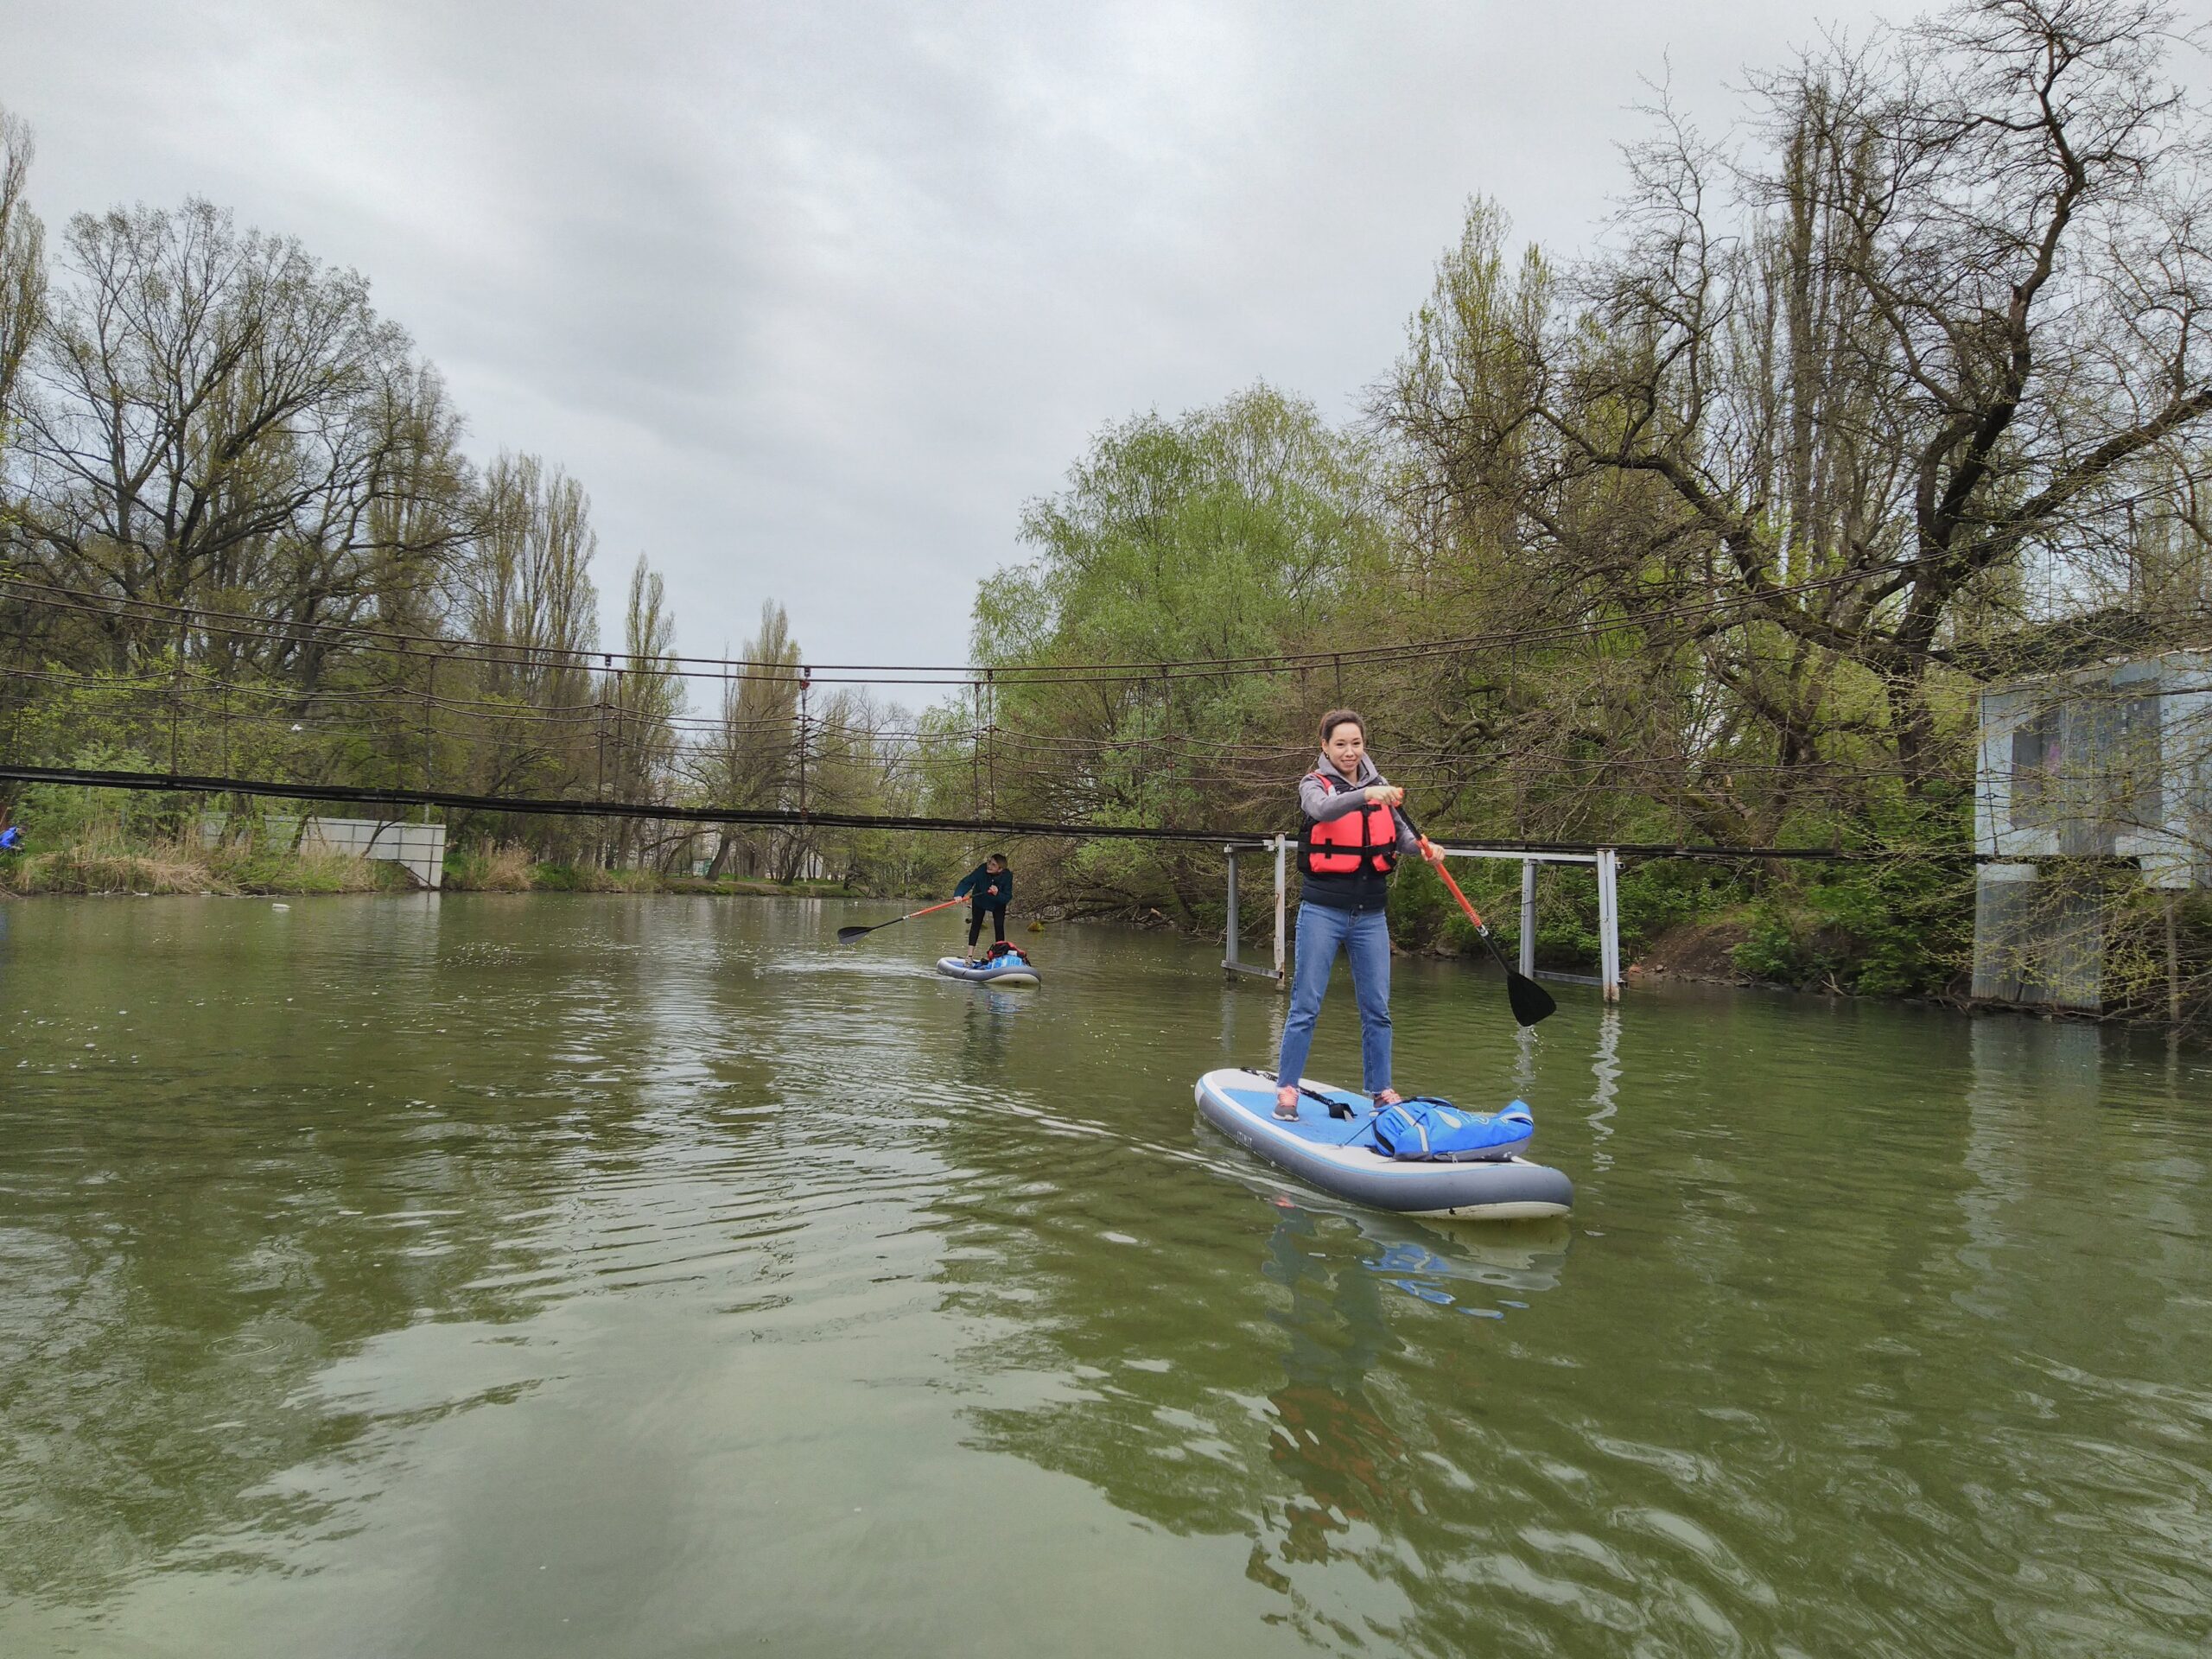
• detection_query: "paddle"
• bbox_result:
[837,896,968,944]
[1395,807,1558,1027]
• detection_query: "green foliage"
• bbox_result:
[984,385,1382,671]
[1389,855,1757,975]
[1729,860,1974,998]
[212,846,408,895]
[13,743,180,841]
[1731,910,1809,985]
[969,385,1389,915]
[1617,861,1748,950]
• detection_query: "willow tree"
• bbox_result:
[973,383,1388,915]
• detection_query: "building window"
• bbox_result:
[2011,705,2060,831]
[2115,694,2162,830]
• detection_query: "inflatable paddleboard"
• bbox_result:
[1194,1067,1573,1220]
[937,956,1042,987]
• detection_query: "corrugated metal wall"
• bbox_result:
[1972,865,2105,1009]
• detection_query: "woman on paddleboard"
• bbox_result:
[1274,710,1434,1120]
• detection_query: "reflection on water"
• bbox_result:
[1,897,2209,1656]
[1586,1008,1619,1172]
[1260,1204,1404,1570]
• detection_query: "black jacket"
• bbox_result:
[955,862,1011,907]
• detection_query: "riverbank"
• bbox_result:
[0,835,856,899]
[0,836,405,897]
[439,841,849,897]
[1376,856,2209,1025]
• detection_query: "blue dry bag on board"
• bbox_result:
[1370,1097,1534,1162]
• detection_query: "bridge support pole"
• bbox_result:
[1223,836,1288,988]
[1225,843,1239,958]
[421,657,435,825]
[1598,848,1621,1001]
[1427,842,1624,1001]
[1274,833,1287,986]
[1520,858,1537,978]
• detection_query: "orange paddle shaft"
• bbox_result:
[1423,842,1491,933]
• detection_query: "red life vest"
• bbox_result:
[1298,772,1398,877]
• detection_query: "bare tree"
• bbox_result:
[1387,0,2212,836]
[12,199,442,671]
[357,362,475,640]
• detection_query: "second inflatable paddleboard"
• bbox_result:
[937,956,1042,986]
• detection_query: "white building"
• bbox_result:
[1973,651,2211,1007]
[200,813,448,889]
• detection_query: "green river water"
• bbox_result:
[1,893,2209,1657]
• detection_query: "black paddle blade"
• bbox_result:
[1475,924,1557,1027]
[1504,968,1558,1027]
[836,924,881,944]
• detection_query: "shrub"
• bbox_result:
[444,842,537,891]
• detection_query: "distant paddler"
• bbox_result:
[952,852,1013,965]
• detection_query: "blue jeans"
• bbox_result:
[1274,902,1394,1093]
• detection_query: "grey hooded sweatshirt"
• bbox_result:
[1297,753,1421,912]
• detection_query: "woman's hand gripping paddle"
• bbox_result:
[837,896,967,944]
[1396,808,1557,1027]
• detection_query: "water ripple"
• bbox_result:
[0,899,2208,1657]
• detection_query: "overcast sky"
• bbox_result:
[4,0,1910,666]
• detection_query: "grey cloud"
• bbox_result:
[7,0,1933,668]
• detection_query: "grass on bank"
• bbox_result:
[0,832,406,896]
[443,841,847,895]
[0,831,858,899]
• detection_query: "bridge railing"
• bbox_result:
[1222,836,1289,986]
[1224,837,1624,1001]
